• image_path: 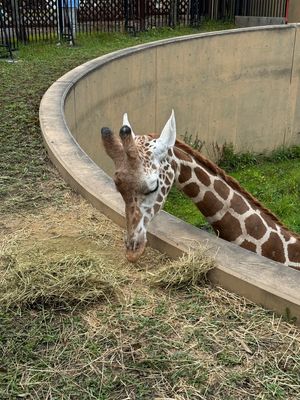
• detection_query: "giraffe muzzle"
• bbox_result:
[125,243,146,263]
[125,234,146,263]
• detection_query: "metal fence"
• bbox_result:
[236,0,288,18]
[0,0,289,54]
[1,0,60,50]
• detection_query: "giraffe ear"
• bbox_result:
[123,113,135,139]
[156,110,176,156]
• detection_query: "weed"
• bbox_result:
[217,143,300,172]
[182,131,205,152]
[217,143,258,171]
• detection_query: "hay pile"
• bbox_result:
[0,253,122,309]
[151,246,216,288]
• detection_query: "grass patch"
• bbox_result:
[2,283,300,399]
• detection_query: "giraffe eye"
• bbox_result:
[144,180,159,195]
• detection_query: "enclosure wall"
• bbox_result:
[40,24,300,323]
[64,25,300,176]
[288,1,300,22]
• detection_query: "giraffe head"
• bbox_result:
[101,111,177,262]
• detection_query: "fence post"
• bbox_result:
[0,7,14,58]
[124,0,129,31]
[11,0,26,43]
[190,0,201,26]
[57,0,62,41]
[170,0,178,27]
[139,0,145,31]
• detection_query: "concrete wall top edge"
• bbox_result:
[57,24,298,88]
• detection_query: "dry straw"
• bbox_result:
[0,253,122,309]
[151,246,216,288]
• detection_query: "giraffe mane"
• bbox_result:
[173,139,300,238]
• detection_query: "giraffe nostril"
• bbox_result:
[125,233,147,252]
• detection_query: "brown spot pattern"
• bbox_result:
[212,212,243,241]
[174,148,193,162]
[197,192,223,217]
[194,167,211,187]
[183,182,200,198]
[262,214,277,230]
[157,194,163,203]
[214,180,230,200]
[178,164,192,183]
[261,232,285,263]
[171,160,178,172]
[244,214,267,240]
[230,193,249,214]
[165,177,171,186]
[240,240,256,253]
[280,228,291,242]
[154,203,161,214]
[288,241,300,262]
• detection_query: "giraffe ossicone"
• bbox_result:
[101,111,300,270]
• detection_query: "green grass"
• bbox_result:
[1,285,300,399]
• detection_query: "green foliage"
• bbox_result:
[217,143,258,171]
[218,143,300,172]
[182,132,205,152]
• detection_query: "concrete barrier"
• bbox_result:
[40,25,300,323]
[235,16,286,27]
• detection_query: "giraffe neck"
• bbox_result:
[171,141,300,270]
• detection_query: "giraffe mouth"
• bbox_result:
[125,243,146,263]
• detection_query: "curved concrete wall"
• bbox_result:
[40,25,300,323]
[64,25,300,177]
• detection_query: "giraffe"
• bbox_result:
[101,111,300,270]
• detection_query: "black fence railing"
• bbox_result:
[0,0,59,51]
[236,0,287,18]
[0,0,288,53]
